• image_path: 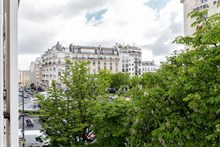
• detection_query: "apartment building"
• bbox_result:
[41,42,120,88]
[33,57,42,87]
[116,44,142,76]
[181,0,220,36]
[18,70,30,87]
[142,60,160,73]
[29,62,35,84]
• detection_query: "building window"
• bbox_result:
[201,0,207,3]
[53,53,57,58]
[93,61,95,65]
[65,53,70,58]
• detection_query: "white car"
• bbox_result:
[19,130,50,147]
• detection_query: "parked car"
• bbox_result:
[19,130,50,147]
[108,88,116,93]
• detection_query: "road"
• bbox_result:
[19,116,42,130]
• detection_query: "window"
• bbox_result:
[35,137,43,143]
[65,53,70,58]
[53,53,57,59]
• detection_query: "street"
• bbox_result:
[19,116,42,131]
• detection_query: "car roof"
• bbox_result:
[19,130,42,136]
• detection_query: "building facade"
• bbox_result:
[18,70,30,87]
[142,60,160,73]
[30,42,164,88]
[29,62,35,84]
[40,42,120,88]
[33,57,42,87]
[117,44,142,76]
[181,0,220,36]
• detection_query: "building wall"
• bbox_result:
[41,42,120,88]
[142,61,160,73]
[18,70,30,87]
[117,44,142,76]
[30,42,144,88]
[34,57,42,87]
[29,62,35,84]
[181,0,220,36]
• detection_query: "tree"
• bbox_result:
[95,69,112,95]
[90,98,133,147]
[39,60,104,146]
[110,72,131,91]
[130,9,220,146]
[130,75,141,88]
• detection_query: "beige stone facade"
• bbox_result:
[18,70,30,87]
[181,0,220,36]
[41,42,120,88]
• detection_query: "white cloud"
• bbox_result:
[18,54,41,70]
[18,0,183,70]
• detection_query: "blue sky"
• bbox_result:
[18,0,183,70]
[86,9,108,24]
[146,0,171,10]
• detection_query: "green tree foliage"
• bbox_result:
[110,72,131,90]
[130,10,220,146]
[90,98,133,147]
[39,61,104,146]
[96,69,112,95]
[130,75,141,88]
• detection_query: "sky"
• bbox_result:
[18,0,183,70]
